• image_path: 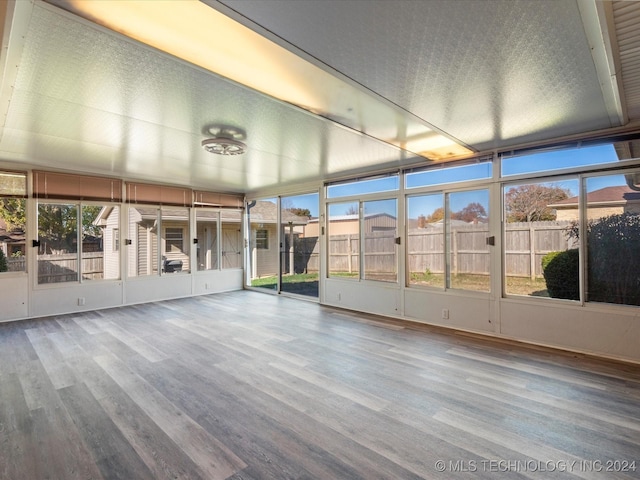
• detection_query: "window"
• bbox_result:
[503,179,578,299]
[407,194,445,288]
[196,210,218,271]
[585,172,640,306]
[221,210,242,269]
[406,160,492,189]
[37,203,118,283]
[256,229,269,249]
[0,171,27,274]
[165,228,183,252]
[127,206,159,277]
[447,189,490,291]
[161,208,189,274]
[327,199,397,283]
[501,143,619,177]
[362,199,397,282]
[327,174,398,198]
[37,203,79,284]
[113,228,119,252]
[327,202,359,279]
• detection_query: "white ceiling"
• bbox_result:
[0,0,638,195]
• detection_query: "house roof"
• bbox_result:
[0,218,25,243]
[550,185,640,208]
[249,201,309,225]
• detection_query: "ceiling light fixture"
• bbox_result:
[201,137,246,156]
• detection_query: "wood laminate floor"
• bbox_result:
[0,291,639,479]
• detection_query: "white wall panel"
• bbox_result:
[404,288,494,334]
[31,280,123,318]
[0,275,28,321]
[193,269,244,295]
[124,275,192,305]
[324,279,400,317]
[500,299,640,362]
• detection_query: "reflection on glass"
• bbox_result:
[586,173,640,305]
[407,194,445,288]
[328,202,359,279]
[280,193,319,297]
[447,190,490,292]
[249,198,278,290]
[503,180,578,298]
[362,199,397,282]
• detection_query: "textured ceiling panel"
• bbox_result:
[0,3,408,192]
[218,0,616,150]
[612,1,640,121]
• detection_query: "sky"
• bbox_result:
[260,142,631,219]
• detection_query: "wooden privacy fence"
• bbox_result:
[37,252,104,283]
[302,221,572,278]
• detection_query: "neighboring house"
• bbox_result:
[248,201,309,278]
[549,185,640,221]
[304,212,397,237]
[0,218,26,272]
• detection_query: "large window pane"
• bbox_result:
[447,190,490,291]
[504,179,578,298]
[128,206,159,277]
[196,210,218,271]
[37,203,78,284]
[406,161,491,189]
[249,198,278,290]
[407,194,445,288]
[501,143,618,177]
[327,174,398,198]
[0,172,27,274]
[221,210,242,269]
[0,198,26,273]
[281,193,319,297]
[586,173,640,305]
[362,199,397,282]
[84,205,120,281]
[161,208,189,274]
[328,202,359,279]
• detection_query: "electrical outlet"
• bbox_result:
[442,308,449,319]
[78,297,85,306]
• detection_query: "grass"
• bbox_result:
[251,271,549,297]
[251,273,319,288]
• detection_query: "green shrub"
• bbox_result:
[0,249,7,273]
[587,213,640,305]
[541,249,579,300]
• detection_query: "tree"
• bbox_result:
[345,205,358,215]
[425,207,445,223]
[454,202,487,223]
[505,184,570,222]
[36,204,102,253]
[0,249,7,273]
[0,198,26,230]
[287,207,311,218]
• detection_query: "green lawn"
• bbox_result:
[251,272,319,287]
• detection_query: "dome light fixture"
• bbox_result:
[201,137,246,155]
